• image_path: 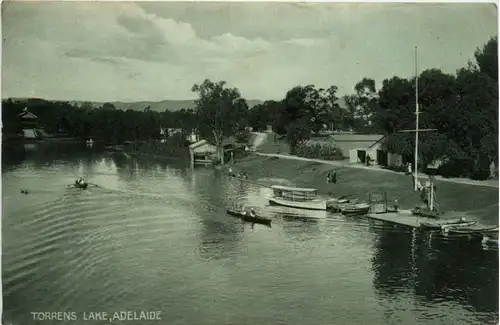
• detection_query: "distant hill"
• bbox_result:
[6,98,265,112]
[6,97,348,112]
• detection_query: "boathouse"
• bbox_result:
[324,133,402,167]
[188,140,217,165]
[18,107,42,139]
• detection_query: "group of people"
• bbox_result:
[326,171,337,184]
[241,207,257,217]
[411,173,438,210]
[75,177,86,186]
[228,167,248,180]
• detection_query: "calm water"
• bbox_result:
[2,144,499,325]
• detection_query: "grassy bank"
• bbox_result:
[231,155,499,223]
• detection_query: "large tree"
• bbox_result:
[191,79,248,164]
[345,78,379,132]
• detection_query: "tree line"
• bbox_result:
[246,37,498,179]
[2,37,497,178]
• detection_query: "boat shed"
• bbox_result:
[344,134,402,167]
[18,107,42,139]
[189,139,217,164]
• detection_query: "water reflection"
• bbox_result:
[186,166,246,261]
[371,225,499,323]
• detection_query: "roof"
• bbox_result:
[331,134,385,142]
[18,108,38,119]
[270,185,318,192]
[188,139,209,149]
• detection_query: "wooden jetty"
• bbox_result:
[367,209,438,228]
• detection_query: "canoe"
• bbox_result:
[420,220,476,230]
[444,225,499,235]
[226,209,272,226]
[341,203,370,216]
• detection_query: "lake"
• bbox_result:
[2,143,498,325]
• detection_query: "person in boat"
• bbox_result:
[249,208,256,217]
[331,171,337,184]
[76,177,86,186]
[242,172,248,180]
[326,172,332,184]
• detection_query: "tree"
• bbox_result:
[344,78,380,132]
[474,36,498,81]
[286,118,312,155]
[281,85,317,152]
[191,79,248,164]
[315,86,344,131]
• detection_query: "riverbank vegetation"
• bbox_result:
[295,139,343,160]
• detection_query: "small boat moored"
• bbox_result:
[419,218,475,230]
[341,203,371,216]
[440,221,478,230]
[443,225,499,236]
[226,208,272,226]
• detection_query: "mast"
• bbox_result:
[414,46,419,192]
[429,181,434,210]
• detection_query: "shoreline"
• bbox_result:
[230,155,498,219]
[254,152,499,189]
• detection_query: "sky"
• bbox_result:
[2,1,497,102]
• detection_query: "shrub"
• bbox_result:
[295,140,344,160]
[235,130,252,144]
[385,164,407,173]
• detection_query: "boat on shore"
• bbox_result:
[268,185,329,211]
[226,209,272,226]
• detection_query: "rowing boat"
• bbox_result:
[74,183,88,189]
[326,198,351,212]
[419,219,476,230]
[443,225,499,236]
[226,209,272,226]
[341,203,371,216]
[440,221,478,230]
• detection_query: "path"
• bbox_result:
[254,152,499,189]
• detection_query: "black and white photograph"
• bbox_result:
[2,1,499,325]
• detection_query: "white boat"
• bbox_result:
[268,185,328,211]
